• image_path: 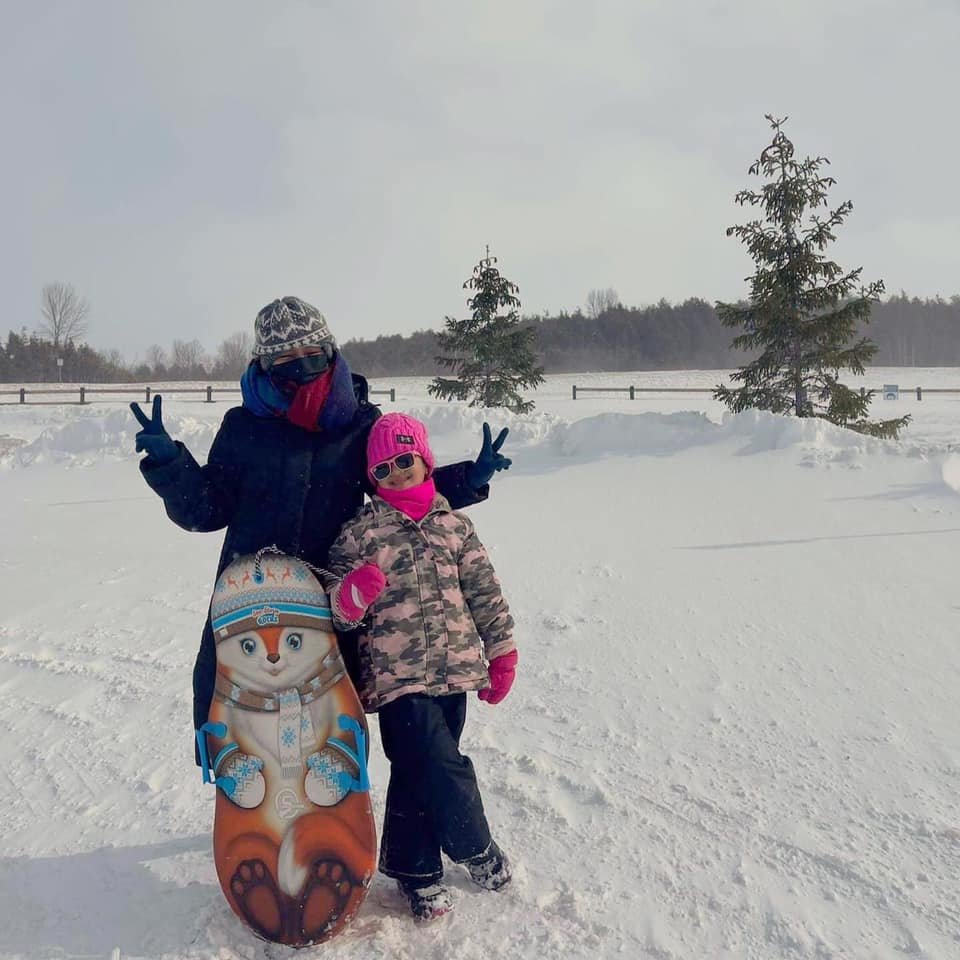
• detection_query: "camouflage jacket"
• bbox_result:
[326,494,515,712]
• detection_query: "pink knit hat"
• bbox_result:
[366,413,435,478]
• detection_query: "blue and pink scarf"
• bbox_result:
[240,355,359,432]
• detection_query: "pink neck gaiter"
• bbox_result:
[376,478,437,521]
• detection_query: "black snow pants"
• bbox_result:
[377,692,492,885]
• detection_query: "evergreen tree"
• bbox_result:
[428,250,544,413]
[714,115,910,439]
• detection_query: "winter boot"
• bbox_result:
[397,880,454,922]
[464,841,512,891]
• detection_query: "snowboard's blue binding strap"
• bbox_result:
[327,715,370,794]
[195,721,238,797]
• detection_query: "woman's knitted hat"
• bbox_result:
[366,413,435,477]
[253,296,337,359]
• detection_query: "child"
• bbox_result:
[326,412,519,922]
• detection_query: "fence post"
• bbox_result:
[917,386,922,401]
[79,386,86,404]
[390,388,395,402]
[19,387,25,404]
[572,385,577,400]
[629,385,635,400]
[206,385,213,403]
[146,386,151,403]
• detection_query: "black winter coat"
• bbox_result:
[139,375,487,749]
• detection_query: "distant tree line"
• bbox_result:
[866,292,960,366]
[340,299,740,376]
[342,294,960,377]
[0,330,127,383]
[2,294,959,383]
[0,329,253,383]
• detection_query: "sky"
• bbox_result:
[3,0,958,361]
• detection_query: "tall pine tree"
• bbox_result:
[714,115,909,439]
[429,250,544,413]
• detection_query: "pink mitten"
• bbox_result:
[478,650,518,705]
[334,563,387,622]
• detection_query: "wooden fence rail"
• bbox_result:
[0,386,396,404]
[572,386,737,399]
[571,385,957,401]
[1,383,954,405]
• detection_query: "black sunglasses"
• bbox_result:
[371,452,417,482]
[260,343,335,379]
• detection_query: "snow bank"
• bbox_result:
[547,411,718,458]
[942,452,960,492]
[5,410,219,467]
[1,402,953,473]
[720,408,946,466]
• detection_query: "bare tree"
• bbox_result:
[104,349,126,371]
[40,283,89,348]
[211,330,253,379]
[170,338,209,378]
[585,287,620,320]
[144,344,168,375]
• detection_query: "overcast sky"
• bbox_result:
[3,0,957,360]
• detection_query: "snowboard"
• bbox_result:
[196,551,377,947]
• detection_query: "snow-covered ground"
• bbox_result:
[1,369,959,959]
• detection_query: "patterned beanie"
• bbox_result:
[366,413,435,477]
[252,296,338,358]
[210,551,332,642]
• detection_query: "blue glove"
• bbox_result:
[467,423,511,489]
[130,395,179,465]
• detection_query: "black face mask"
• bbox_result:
[261,346,335,385]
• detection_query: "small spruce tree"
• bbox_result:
[714,115,909,439]
[429,250,544,413]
